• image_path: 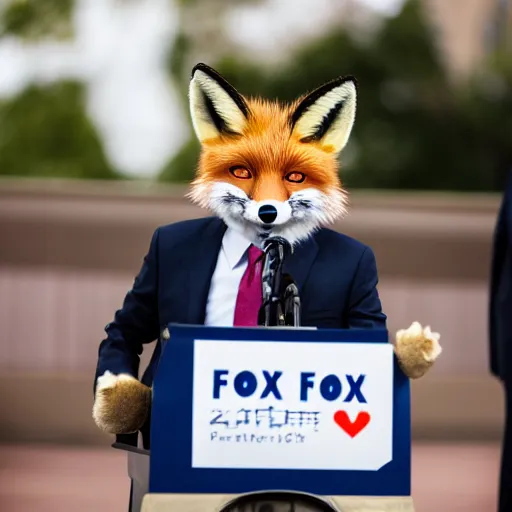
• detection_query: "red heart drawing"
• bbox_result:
[333,410,371,437]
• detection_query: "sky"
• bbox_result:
[226,0,405,62]
[358,0,405,15]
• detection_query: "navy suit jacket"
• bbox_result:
[490,172,512,383]
[95,216,387,445]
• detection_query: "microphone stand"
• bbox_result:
[258,236,301,327]
[281,274,301,327]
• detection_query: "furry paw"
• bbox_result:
[92,371,151,434]
[394,321,442,379]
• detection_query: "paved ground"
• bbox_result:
[0,442,502,511]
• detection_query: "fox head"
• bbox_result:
[187,63,357,247]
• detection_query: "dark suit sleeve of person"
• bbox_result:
[490,189,509,379]
[94,228,161,392]
[347,246,387,329]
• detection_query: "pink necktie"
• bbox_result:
[233,245,264,326]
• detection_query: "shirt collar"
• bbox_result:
[222,227,253,270]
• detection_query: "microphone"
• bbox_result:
[259,236,292,327]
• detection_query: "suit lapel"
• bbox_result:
[282,235,319,298]
[185,217,227,324]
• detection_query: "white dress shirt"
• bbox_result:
[204,227,253,327]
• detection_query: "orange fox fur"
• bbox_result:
[190,98,343,204]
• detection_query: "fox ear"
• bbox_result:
[290,76,357,154]
[189,63,250,143]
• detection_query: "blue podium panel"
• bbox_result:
[150,325,411,497]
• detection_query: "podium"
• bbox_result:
[114,324,415,512]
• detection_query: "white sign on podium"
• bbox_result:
[192,340,394,471]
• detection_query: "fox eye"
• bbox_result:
[285,171,306,183]
[229,166,252,179]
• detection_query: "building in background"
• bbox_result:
[423,0,511,80]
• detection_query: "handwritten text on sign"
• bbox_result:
[192,340,393,470]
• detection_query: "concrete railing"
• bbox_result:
[0,178,505,444]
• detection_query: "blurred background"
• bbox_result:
[0,0,511,510]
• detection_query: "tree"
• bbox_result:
[0,81,121,180]
[1,0,75,40]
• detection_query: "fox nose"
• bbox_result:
[258,204,278,224]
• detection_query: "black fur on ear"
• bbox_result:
[189,63,251,141]
[192,63,250,119]
[289,76,358,153]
